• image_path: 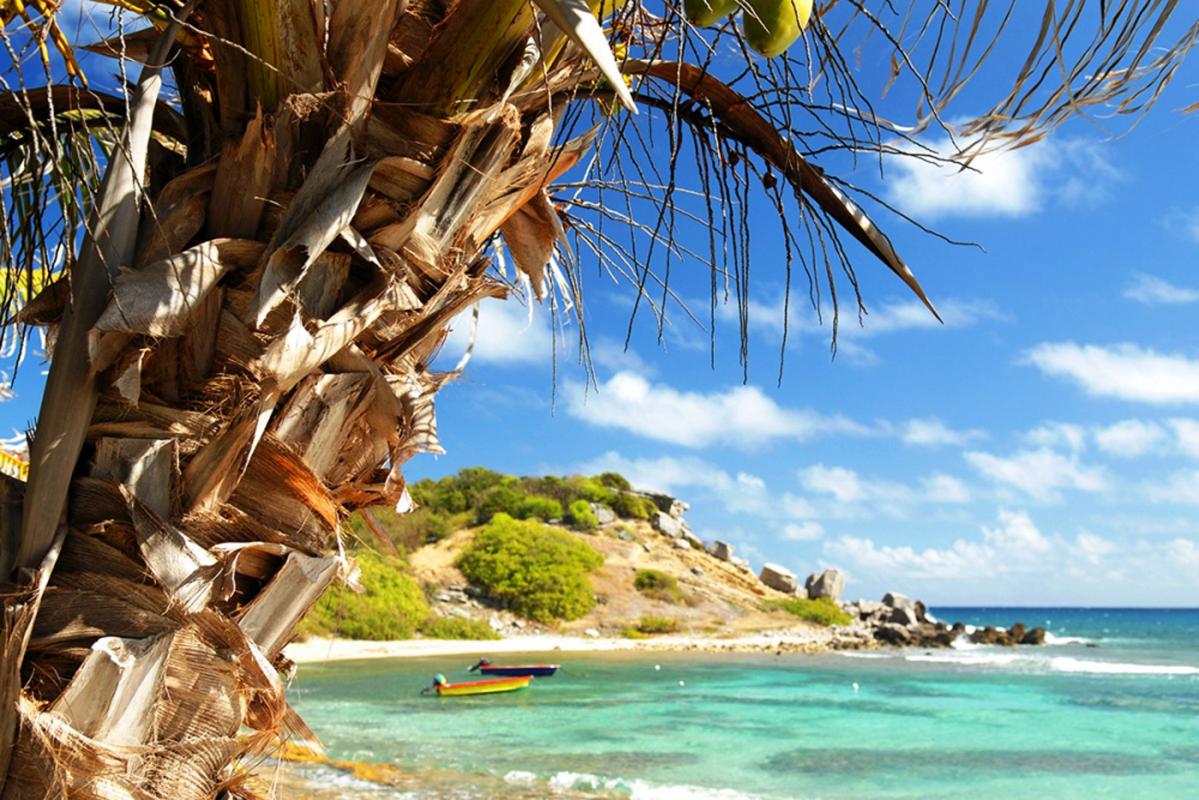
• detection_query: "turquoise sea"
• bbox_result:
[286,608,1199,799]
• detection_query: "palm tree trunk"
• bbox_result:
[0,3,561,797]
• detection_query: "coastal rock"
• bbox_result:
[853,601,887,621]
[653,511,684,539]
[618,530,635,541]
[710,540,735,561]
[1008,623,1027,643]
[682,529,705,549]
[804,569,846,601]
[673,539,692,550]
[889,605,921,627]
[732,557,751,572]
[1021,627,1047,645]
[691,567,705,577]
[882,592,910,609]
[874,623,913,645]
[584,628,600,638]
[759,563,799,594]
[592,503,617,525]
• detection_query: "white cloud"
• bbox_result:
[781,521,825,542]
[1169,419,1199,458]
[1093,419,1168,458]
[922,473,971,503]
[1146,470,1199,505]
[901,417,986,447]
[799,464,866,504]
[444,298,550,365]
[1024,342,1199,405]
[1024,422,1087,452]
[573,451,729,497]
[565,371,865,449]
[1124,274,1199,305]
[588,338,655,376]
[798,464,971,513]
[1072,532,1118,565]
[824,534,994,581]
[883,138,1117,220]
[981,509,1052,554]
[1162,207,1199,242]
[965,448,1107,502]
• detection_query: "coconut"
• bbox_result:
[685,0,740,27]
[742,0,813,57]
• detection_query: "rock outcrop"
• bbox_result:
[592,503,616,526]
[653,511,684,539]
[759,563,799,594]
[804,569,846,601]
[710,540,734,561]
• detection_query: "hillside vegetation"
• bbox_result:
[300,467,841,643]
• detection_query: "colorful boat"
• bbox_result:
[469,658,559,677]
[424,673,532,697]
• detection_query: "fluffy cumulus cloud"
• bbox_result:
[781,521,826,542]
[883,137,1118,220]
[565,371,865,449]
[900,417,987,447]
[443,298,550,365]
[964,448,1107,502]
[823,510,1195,603]
[1124,274,1199,306]
[1093,419,1169,458]
[797,464,971,514]
[1024,422,1087,452]
[1146,470,1199,505]
[1171,419,1199,458]
[1024,342,1199,404]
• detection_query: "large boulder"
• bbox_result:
[1021,626,1047,645]
[804,569,846,601]
[640,491,689,519]
[591,503,617,526]
[653,511,685,539]
[874,623,913,645]
[882,592,922,627]
[759,563,800,594]
[710,540,734,561]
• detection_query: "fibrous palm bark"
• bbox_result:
[0,1,1195,798]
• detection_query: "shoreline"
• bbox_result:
[284,628,857,664]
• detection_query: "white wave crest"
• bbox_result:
[548,771,768,799]
[1043,633,1093,646]
[1047,657,1199,676]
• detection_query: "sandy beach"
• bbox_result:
[284,628,849,663]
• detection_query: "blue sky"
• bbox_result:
[3,4,1199,606]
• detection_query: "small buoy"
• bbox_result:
[654,664,661,671]
[852,682,860,693]
[678,680,685,687]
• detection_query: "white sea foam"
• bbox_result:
[548,771,768,799]
[503,770,536,785]
[906,651,1024,667]
[904,649,1199,677]
[1043,633,1093,646]
[1047,657,1199,676]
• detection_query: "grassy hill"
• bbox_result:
[299,467,838,642]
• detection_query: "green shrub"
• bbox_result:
[621,626,648,639]
[419,616,502,640]
[476,485,524,522]
[633,568,682,602]
[515,494,563,521]
[609,492,656,520]
[298,549,429,640]
[457,514,604,622]
[635,615,679,634]
[765,597,852,627]
[568,499,598,531]
[597,472,632,491]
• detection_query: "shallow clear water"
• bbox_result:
[287,608,1199,799]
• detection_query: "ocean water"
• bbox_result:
[286,608,1199,799]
